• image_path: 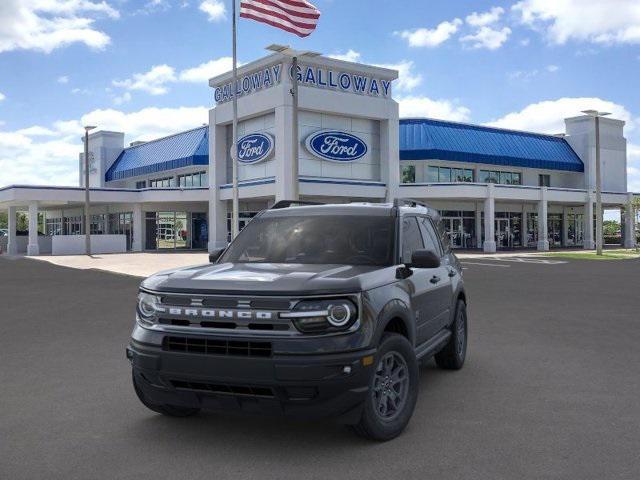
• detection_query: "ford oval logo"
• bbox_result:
[305,131,368,162]
[234,133,274,164]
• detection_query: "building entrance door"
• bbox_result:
[444,218,464,248]
[495,218,513,249]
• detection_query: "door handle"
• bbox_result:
[430,276,441,284]
[448,269,457,278]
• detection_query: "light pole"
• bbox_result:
[83,125,96,255]
[581,110,610,256]
[266,44,320,201]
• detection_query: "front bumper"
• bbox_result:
[127,336,376,423]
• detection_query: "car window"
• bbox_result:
[401,216,424,264]
[418,217,443,257]
[219,215,396,266]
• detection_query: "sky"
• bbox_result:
[1,0,639,197]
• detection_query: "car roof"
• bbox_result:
[261,202,439,219]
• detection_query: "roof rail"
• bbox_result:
[393,198,429,209]
[270,200,325,210]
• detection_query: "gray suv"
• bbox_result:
[127,199,468,440]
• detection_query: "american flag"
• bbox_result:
[240,0,321,38]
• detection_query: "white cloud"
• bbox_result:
[398,96,471,122]
[466,7,504,27]
[179,57,234,83]
[520,38,531,46]
[113,64,177,95]
[0,106,209,187]
[486,97,635,134]
[328,50,362,63]
[199,0,226,22]
[113,91,132,105]
[396,19,463,48]
[373,60,422,93]
[0,0,119,54]
[0,92,5,102]
[461,26,511,50]
[513,0,640,45]
[57,75,69,84]
[508,65,560,81]
[546,64,560,72]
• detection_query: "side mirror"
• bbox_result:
[408,249,441,269]
[208,248,225,263]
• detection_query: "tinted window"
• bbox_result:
[418,217,443,256]
[401,217,424,264]
[220,215,396,266]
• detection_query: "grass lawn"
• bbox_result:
[544,249,640,260]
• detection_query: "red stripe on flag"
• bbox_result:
[247,0,320,19]
[239,0,320,36]
[239,11,312,37]
[240,3,317,29]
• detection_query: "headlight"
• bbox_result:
[281,298,358,333]
[137,292,160,326]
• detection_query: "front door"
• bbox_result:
[401,216,446,345]
[495,218,512,249]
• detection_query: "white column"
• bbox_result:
[537,187,549,251]
[483,185,496,253]
[208,116,230,250]
[7,206,18,255]
[132,204,143,252]
[624,193,637,248]
[381,109,400,202]
[562,207,569,247]
[475,202,482,249]
[274,104,295,201]
[27,203,40,256]
[584,195,595,249]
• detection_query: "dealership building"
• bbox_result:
[0,52,637,256]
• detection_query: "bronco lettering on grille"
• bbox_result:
[155,306,274,320]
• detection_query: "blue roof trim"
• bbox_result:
[399,118,584,172]
[105,126,209,181]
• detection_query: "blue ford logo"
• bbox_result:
[305,131,368,162]
[235,133,274,164]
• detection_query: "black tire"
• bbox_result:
[132,371,201,418]
[352,333,419,441]
[434,299,467,370]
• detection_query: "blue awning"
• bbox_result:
[105,126,209,181]
[399,118,584,172]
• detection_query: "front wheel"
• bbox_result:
[434,299,468,370]
[351,333,419,441]
[132,371,201,417]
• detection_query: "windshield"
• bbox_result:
[219,215,396,266]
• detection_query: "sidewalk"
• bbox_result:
[26,252,209,278]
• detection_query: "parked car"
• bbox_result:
[127,199,468,441]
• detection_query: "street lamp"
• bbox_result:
[266,44,321,201]
[83,125,97,255]
[581,110,610,256]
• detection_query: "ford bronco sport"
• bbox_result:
[127,199,468,441]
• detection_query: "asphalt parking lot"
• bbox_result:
[1,256,639,480]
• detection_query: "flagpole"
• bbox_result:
[291,55,299,201]
[231,0,240,240]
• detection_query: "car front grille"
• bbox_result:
[155,294,295,334]
[162,336,272,357]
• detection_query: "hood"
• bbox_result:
[141,262,396,296]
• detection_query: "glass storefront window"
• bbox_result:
[439,210,477,249]
[401,165,415,184]
[480,170,521,185]
[548,214,563,247]
[427,166,439,183]
[145,211,207,250]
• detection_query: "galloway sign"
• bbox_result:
[214,64,282,104]
[292,64,392,99]
[234,133,275,164]
[305,131,368,163]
